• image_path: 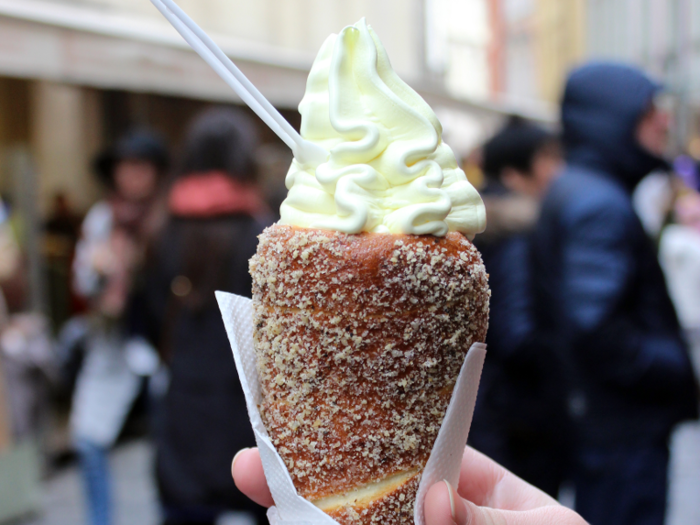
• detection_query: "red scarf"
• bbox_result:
[168,172,268,218]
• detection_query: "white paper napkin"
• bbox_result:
[216,292,486,525]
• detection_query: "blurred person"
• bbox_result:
[673,154,700,194]
[660,186,700,367]
[231,446,588,525]
[71,130,168,525]
[632,156,699,241]
[0,195,26,312]
[659,184,700,525]
[46,192,82,242]
[254,143,293,222]
[145,108,271,525]
[532,62,698,525]
[46,192,86,330]
[0,192,56,445]
[0,306,55,441]
[469,119,568,498]
[632,172,675,240]
[0,195,20,285]
[462,147,486,190]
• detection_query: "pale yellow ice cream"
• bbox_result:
[279,18,486,237]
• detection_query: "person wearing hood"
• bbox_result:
[532,62,699,525]
[470,119,568,498]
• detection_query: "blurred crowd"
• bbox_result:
[469,62,700,525]
[0,60,699,525]
[1,108,274,525]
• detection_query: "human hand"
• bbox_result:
[90,242,115,276]
[231,446,587,525]
[423,446,586,525]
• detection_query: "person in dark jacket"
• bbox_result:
[470,120,568,498]
[532,62,699,525]
[146,108,271,525]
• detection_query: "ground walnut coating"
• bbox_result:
[249,224,490,521]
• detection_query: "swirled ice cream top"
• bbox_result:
[279,19,486,237]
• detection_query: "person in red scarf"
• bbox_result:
[145,108,271,525]
[71,130,169,525]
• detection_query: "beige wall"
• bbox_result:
[534,0,586,104]
[0,0,514,215]
[30,81,102,215]
[0,77,30,196]
[42,0,424,81]
[489,0,584,112]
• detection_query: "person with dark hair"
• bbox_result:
[71,130,169,525]
[469,119,567,497]
[532,62,698,525]
[481,119,561,199]
[145,107,271,525]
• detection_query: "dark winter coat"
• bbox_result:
[532,63,698,447]
[471,187,571,493]
[146,213,267,517]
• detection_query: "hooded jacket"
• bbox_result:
[532,63,698,447]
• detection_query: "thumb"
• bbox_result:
[424,481,469,525]
[424,481,586,525]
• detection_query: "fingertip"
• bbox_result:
[231,447,251,477]
[231,448,275,508]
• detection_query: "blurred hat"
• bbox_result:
[94,130,169,185]
[482,118,557,179]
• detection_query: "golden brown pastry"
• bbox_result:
[250,224,489,525]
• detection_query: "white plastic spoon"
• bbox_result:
[150,0,328,168]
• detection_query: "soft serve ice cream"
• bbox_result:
[280,19,486,238]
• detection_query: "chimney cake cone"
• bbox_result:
[250,225,489,525]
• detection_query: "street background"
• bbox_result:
[1,1,700,524]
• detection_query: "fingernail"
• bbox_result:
[232,448,250,470]
[443,480,467,525]
[443,480,457,523]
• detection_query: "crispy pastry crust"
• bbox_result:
[250,225,489,524]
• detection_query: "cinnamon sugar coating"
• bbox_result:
[249,224,490,523]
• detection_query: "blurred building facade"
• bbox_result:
[0,0,523,330]
[2,0,698,321]
[586,0,700,154]
[0,0,593,223]
[425,0,586,115]
[5,0,699,219]
[0,0,425,216]
[0,0,514,221]
[432,0,700,155]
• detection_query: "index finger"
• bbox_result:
[457,446,558,511]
